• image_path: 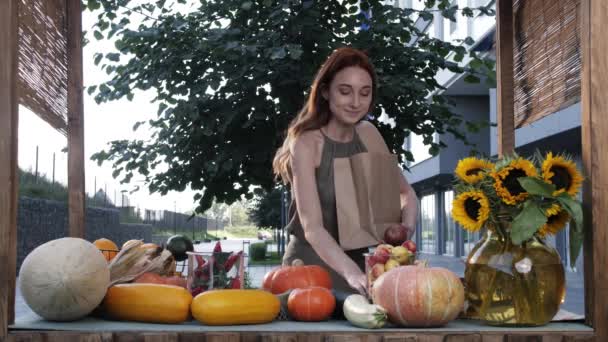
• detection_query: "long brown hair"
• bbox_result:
[272,47,378,184]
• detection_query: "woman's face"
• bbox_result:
[322,66,373,126]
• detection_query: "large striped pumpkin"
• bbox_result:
[371,265,464,327]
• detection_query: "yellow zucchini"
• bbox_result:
[191,289,280,325]
[104,283,192,324]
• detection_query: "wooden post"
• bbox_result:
[0,0,18,334]
[67,0,85,238]
[580,0,608,340]
[495,0,515,156]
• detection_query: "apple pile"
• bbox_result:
[367,227,417,285]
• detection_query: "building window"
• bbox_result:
[444,190,456,256]
[420,193,437,253]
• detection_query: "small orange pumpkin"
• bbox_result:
[287,286,335,321]
[262,266,282,291]
[93,238,119,262]
[264,259,332,294]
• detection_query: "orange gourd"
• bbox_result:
[133,272,165,284]
[93,238,119,262]
[134,272,187,289]
[103,283,192,324]
[371,265,464,327]
[287,286,335,321]
[264,260,332,294]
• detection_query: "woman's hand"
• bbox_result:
[344,270,368,296]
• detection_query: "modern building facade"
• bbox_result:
[398,0,584,272]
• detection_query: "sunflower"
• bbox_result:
[545,203,562,217]
[538,209,570,237]
[542,152,584,197]
[492,158,538,205]
[452,190,490,232]
[455,157,495,184]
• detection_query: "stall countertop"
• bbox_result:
[10,311,592,333]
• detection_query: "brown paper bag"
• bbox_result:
[334,152,402,251]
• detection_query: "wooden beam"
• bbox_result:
[581,0,608,339]
[66,0,85,238]
[0,0,18,335]
[495,0,515,156]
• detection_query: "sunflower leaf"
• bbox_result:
[518,177,556,198]
[556,194,583,233]
[511,201,547,245]
[568,222,584,268]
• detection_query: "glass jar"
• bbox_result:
[464,219,566,326]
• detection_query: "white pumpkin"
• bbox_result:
[19,237,110,321]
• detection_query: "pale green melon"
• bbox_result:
[19,237,110,321]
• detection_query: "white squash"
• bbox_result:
[19,237,110,321]
[343,294,388,329]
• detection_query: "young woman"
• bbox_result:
[272,47,418,296]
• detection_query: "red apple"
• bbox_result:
[372,244,392,264]
[383,224,408,246]
[402,240,417,254]
[367,254,387,267]
[370,263,385,281]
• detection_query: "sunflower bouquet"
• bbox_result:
[451,152,584,267]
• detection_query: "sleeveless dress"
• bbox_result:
[283,128,370,295]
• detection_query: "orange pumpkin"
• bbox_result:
[134,272,187,289]
[134,272,165,285]
[287,286,335,321]
[264,259,332,294]
[262,266,281,291]
[371,265,464,327]
[164,275,187,288]
[93,238,119,262]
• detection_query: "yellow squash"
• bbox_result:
[191,289,280,325]
[104,283,192,324]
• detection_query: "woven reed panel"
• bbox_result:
[17,0,68,135]
[513,0,581,128]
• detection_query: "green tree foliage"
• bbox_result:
[86,0,495,213]
[249,187,284,230]
[229,200,252,226]
[205,201,229,227]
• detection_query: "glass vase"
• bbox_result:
[464,219,566,326]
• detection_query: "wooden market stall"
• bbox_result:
[0,0,606,340]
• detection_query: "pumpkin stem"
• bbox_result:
[291,259,304,267]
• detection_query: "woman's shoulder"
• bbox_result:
[289,129,324,165]
[356,121,390,153]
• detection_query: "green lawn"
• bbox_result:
[248,251,282,266]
